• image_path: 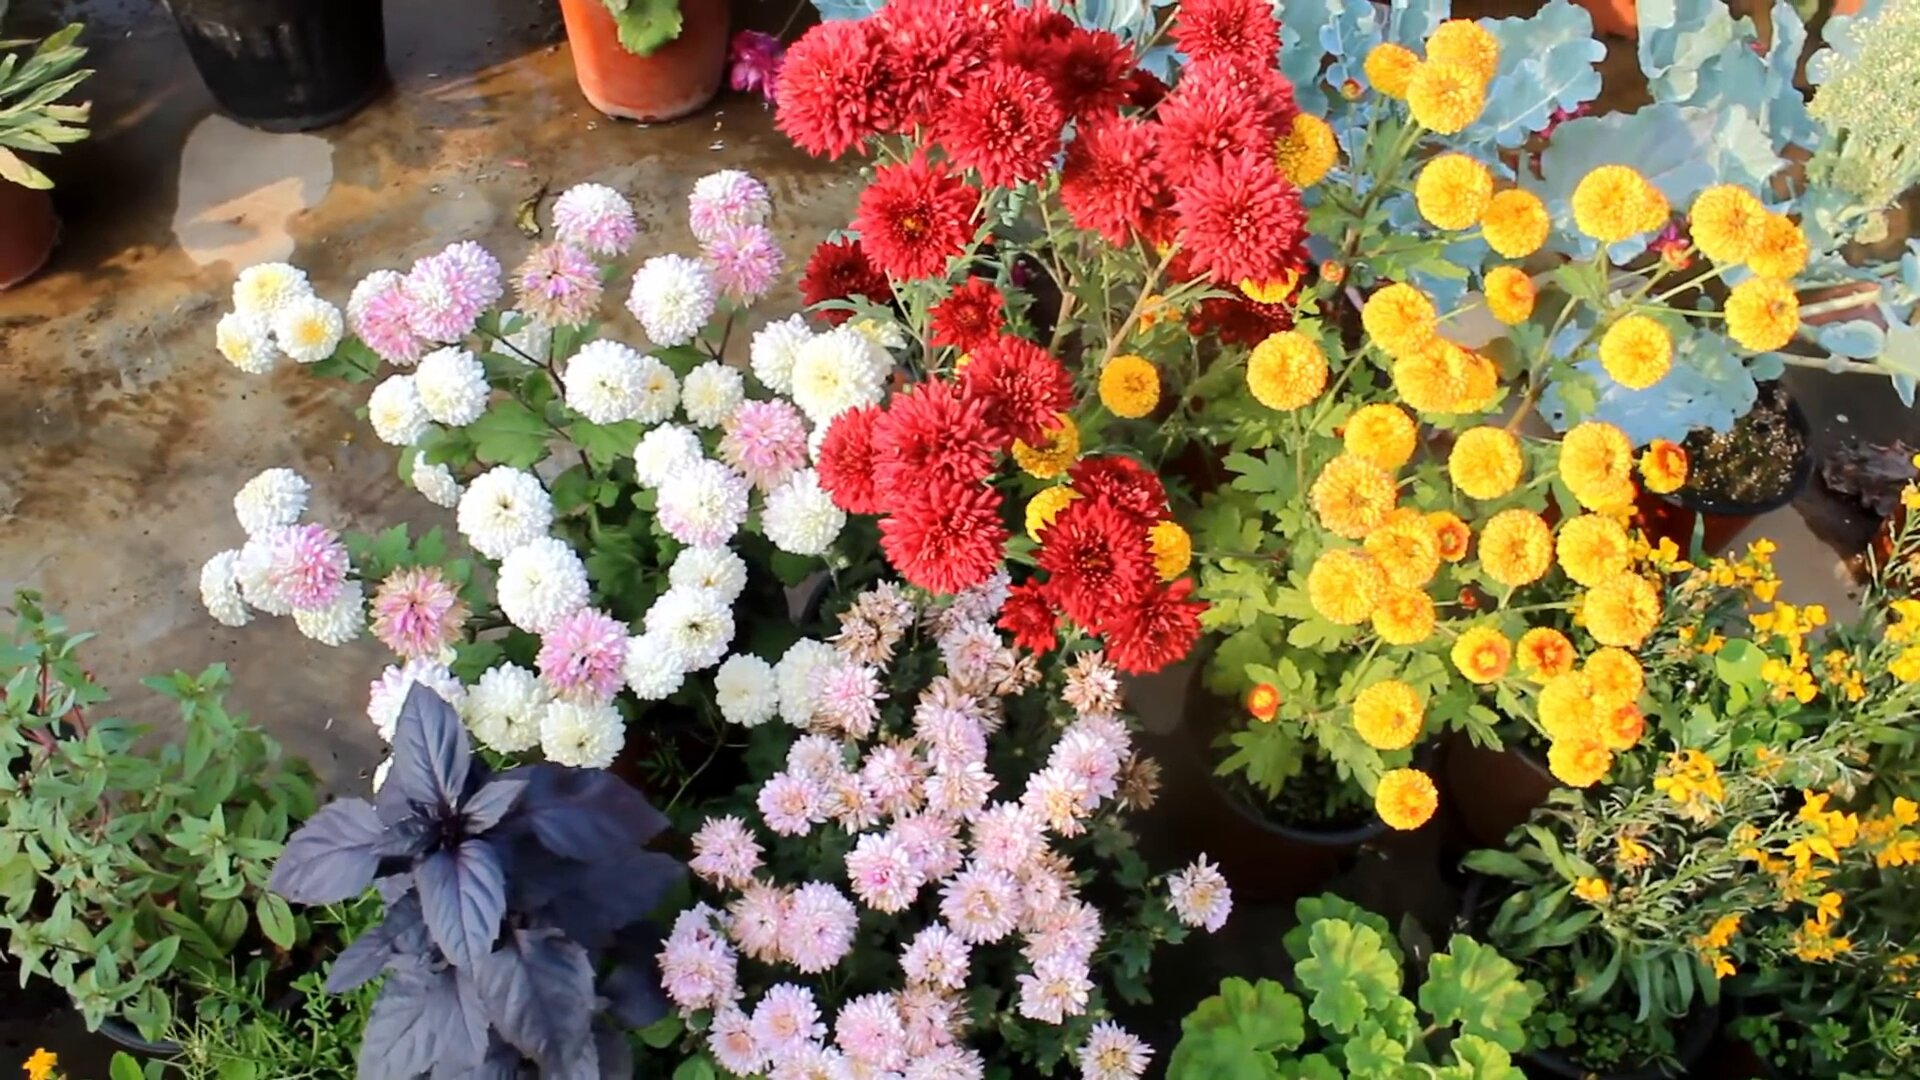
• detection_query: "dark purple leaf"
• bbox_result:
[418,840,506,970]
[376,815,435,859]
[358,967,488,1080]
[592,1020,632,1079]
[601,925,667,1029]
[270,799,385,905]
[470,1039,524,1080]
[325,894,426,994]
[474,928,595,1072]
[539,850,682,947]
[377,685,472,825]
[518,765,668,860]
[461,775,529,834]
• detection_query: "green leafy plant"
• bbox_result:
[602,0,683,56]
[0,20,91,189]
[0,592,316,1040]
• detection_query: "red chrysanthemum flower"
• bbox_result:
[959,335,1075,445]
[1190,291,1299,346]
[870,379,1004,498]
[1030,27,1135,120]
[817,404,886,513]
[1061,116,1168,246]
[1124,68,1170,109]
[937,61,1066,190]
[1104,578,1207,673]
[875,0,1001,130]
[1068,456,1169,524]
[851,154,980,282]
[799,237,893,326]
[998,579,1061,655]
[775,20,899,159]
[1035,497,1158,629]
[1152,58,1291,184]
[1172,149,1307,284]
[1170,0,1281,68]
[996,2,1076,71]
[930,277,1007,352]
[880,480,1009,595]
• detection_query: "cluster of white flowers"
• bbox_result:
[200,466,363,648]
[214,263,346,374]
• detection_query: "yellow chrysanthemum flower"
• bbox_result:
[1539,671,1597,740]
[1373,585,1437,644]
[1559,421,1637,511]
[1025,486,1081,542]
[1428,511,1472,562]
[1457,351,1501,414]
[1364,42,1420,98]
[1099,354,1161,418]
[1248,331,1330,411]
[1585,646,1645,706]
[1363,283,1439,360]
[1583,571,1661,647]
[1393,340,1474,414]
[1149,520,1193,580]
[1746,213,1809,280]
[1452,625,1513,684]
[1344,403,1418,470]
[1353,680,1425,750]
[1365,515,1442,588]
[1551,735,1615,788]
[1276,113,1339,188]
[1482,189,1550,257]
[1011,412,1080,478]
[1641,438,1689,495]
[1240,273,1300,304]
[1426,19,1501,85]
[1557,513,1632,587]
[1688,185,1767,265]
[1725,277,1800,352]
[1311,453,1400,539]
[1599,315,1673,390]
[1599,701,1646,752]
[1572,165,1669,244]
[1415,153,1495,230]
[1517,626,1576,680]
[1448,426,1525,500]
[1307,549,1386,624]
[1375,768,1440,830]
[1407,60,1486,134]
[1484,266,1536,325]
[1480,508,1554,587]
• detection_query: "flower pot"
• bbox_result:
[557,0,729,123]
[0,179,59,291]
[1442,733,1557,850]
[1576,0,1638,38]
[163,0,389,132]
[98,1017,183,1058]
[1633,389,1813,558]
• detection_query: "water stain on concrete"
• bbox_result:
[171,116,336,268]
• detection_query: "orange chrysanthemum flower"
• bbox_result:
[1539,671,1598,740]
[1640,439,1689,495]
[1517,627,1576,680]
[1556,513,1633,587]
[1372,585,1437,644]
[1428,511,1472,562]
[1485,266,1536,325]
[1248,330,1330,410]
[1364,43,1420,98]
[1482,189,1550,258]
[1451,625,1513,684]
[1375,768,1439,829]
[1344,403,1419,470]
[1559,422,1637,511]
[1480,508,1554,587]
[1307,549,1386,624]
[1353,680,1424,750]
[1311,453,1400,539]
[1449,426,1525,500]
[1584,572,1661,647]
[1585,646,1645,706]
[1365,515,1443,588]
[1549,733,1614,787]
[1425,19,1501,85]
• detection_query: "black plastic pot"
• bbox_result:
[1442,732,1558,851]
[164,0,389,132]
[1634,393,1814,559]
[98,1018,182,1058]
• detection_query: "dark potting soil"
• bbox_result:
[1228,754,1374,833]
[1682,383,1806,506]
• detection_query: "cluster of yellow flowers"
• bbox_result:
[1860,797,1920,868]
[1538,646,1648,787]
[1652,749,1726,822]
[1883,597,1920,682]
[1749,600,1831,704]
[1365,20,1500,134]
[1691,913,1744,979]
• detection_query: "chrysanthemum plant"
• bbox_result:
[196,175,876,787]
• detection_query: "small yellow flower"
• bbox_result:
[1312,453,1401,539]
[1365,514,1443,588]
[1517,627,1576,680]
[1372,585,1438,644]
[1585,647,1645,706]
[1484,266,1536,325]
[1393,339,1479,414]
[1353,680,1425,750]
[1248,330,1330,411]
[1025,486,1081,542]
[1559,421,1637,511]
[1640,439,1689,495]
[1549,733,1614,787]
[1276,112,1339,188]
[1480,508,1555,587]
[1344,403,1419,470]
[1428,511,1473,562]
[1375,768,1440,830]
[1557,513,1633,587]
[1689,185,1767,264]
[1538,671,1597,740]
[1011,412,1080,478]
[1416,153,1495,230]
[1746,213,1809,280]
[1584,572,1662,648]
[1452,625,1513,684]
[1149,520,1193,580]
[1482,189,1550,257]
[1099,354,1161,418]
[1407,60,1486,134]
[23,1050,58,1080]
[1572,876,1610,903]
[1599,315,1674,390]
[1364,43,1421,98]
[1725,277,1800,352]
[1572,165,1670,245]
[1617,835,1653,868]
[1425,19,1502,85]
[1363,283,1439,360]
[1307,549,1386,624]
[1449,426,1525,500]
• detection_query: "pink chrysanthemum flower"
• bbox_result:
[551,182,638,258]
[892,811,964,881]
[1016,954,1094,1024]
[513,243,603,328]
[729,30,785,101]
[729,883,791,963]
[901,923,972,991]
[702,223,785,304]
[403,241,503,343]
[660,905,739,1012]
[859,743,926,817]
[814,660,885,739]
[783,881,858,974]
[1079,1020,1153,1080]
[720,399,811,491]
[690,815,764,890]
[1168,854,1234,933]
[347,270,426,366]
[1048,726,1125,803]
[924,760,993,820]
[263,523,350,612]
[536,606,629,704]
[845,831,925,913]
[758,771,826,837]
[708,1008,766,1077]
[970,802,1046,874]
[751,984,827,1059]
[690,169,773,243]
[939,861,1023,945]
[1023,765,1099,837]
[835,993,908,1072]
[898,987,964,1056]
[369,566,470,661]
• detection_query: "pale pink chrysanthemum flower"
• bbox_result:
[403,241,502,343]
[785,733,849,782]
[689,169,773,243]
[916,705,988,772]
[844,832,925,914]
[366,659,465,742]
[1017,867,1075,937]
[906,1045,987,1080]
[859,743,926,818]
[924,760,994,820]
[814,660,885,739]
[720,398,811,491]
[1168,855,1234,933]
[552,183,638,258]
[897,986,963,1056]
[757,771,827,837]
[939,861,1022,945]
[1024,898,1102,969]
[1023,765,1098,838]
[536,607,629,705]
[767,1044,851,1080]
[969,803,1046,875]
[821,770,883,833]
[1065,713,1133,764]
[656,459,751,549]
[261,523,350,612]
[690,815,764,890]
[369,566,470,661]
[728,31,785,101]
[784,881,858,974]
[937,620,1005,685]
[1079,1021,1153,1080]
[949,568,1011,626]
[660,905,739,1012]
[834,993,908,1072]
[1063,651,1124,718]
[1048,727,1125,804]
[347,269,426,366]
[900,923,972,991]
[750,983,826,1059]
[513,242,603,328]
[892,812,965,882]
[728,882,790,964]
[1015,954,1092,1025]
[708,1007,767,1077]
[703,222,785,304]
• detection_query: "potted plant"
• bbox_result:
[557,0,730,122]
[1633,382,1813,557]
[0,19,89,290]
[160,0,389,132]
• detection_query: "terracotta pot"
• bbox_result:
[1575,0,1637,38]
[557,0,729,123]
[0,179,59,290]
[1443,733,1558,850]
[1633,394,1814,558]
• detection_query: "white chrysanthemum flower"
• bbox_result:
[368,659,465,742]
[414,347,490,427]
[749,314,813,394]
[272,294,345,364]
[1078,1021,1152,1080]
[233,468,310,536]
[496,536,589,633]
[645,585,735,673]
[562,340,647,424]
[656,460,751,548]
[456,466,553,560]
[232,534,292,616]
[552,182,638,258]
[627,254,717,347]
[715,653,779,727]
[216,311,279,375]
[762,468,845,557]
[199,550,251,627]
[689,169,773,243]
[461,662,550,753]
[624,632,688,700]
[232,262,312,318]
[668,546,748,604]
[775,637,839,727]
[1167,855,1233,933]
[789,324,887,424]
[681,361,745,428]
[539,700,625,768]
[293,579,365,646]
[410,452,462,508]
[631,353,681,425]
[368,375,432,446]
[632,423,704,489]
